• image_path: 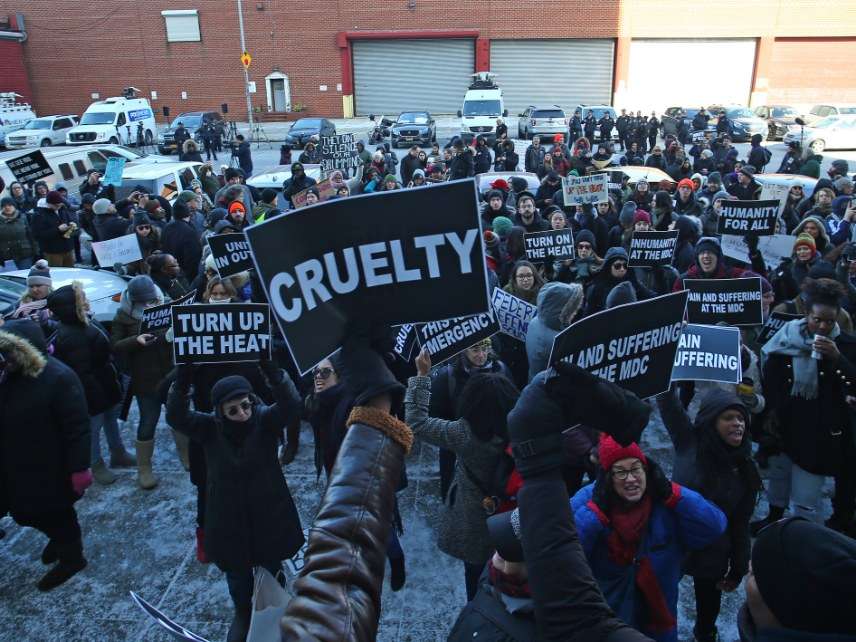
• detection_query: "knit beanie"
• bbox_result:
[561,283,585,326]
[132,211,152,227]
[752,517,856,636]
[633,209,651,224]
[619,201,637,227]
[126,275,158,304]
[598,434,647,471]
[808,262,836,280]
[605,281,638,309]
[490,178,510,192]
[575,229,597,253]
[695,236,722,258]
[793,233,817,256]
[211,375,253,412]
[27,259,52,287]
[384,174,397,184]
[603,246,629,266]
[46,190,64,205]
[177,190,198,204]
[677,178,695,192]
[483,230,500,250]
[707,171,722,186]
[93,198,112,215]
[712,190,731,205]
[492,216,514,238]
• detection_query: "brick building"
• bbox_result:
[1,1,855,122]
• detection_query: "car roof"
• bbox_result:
[398,110,430,115]
[121,161,201,180]
[0,267,128,299]
[529,105,565,111]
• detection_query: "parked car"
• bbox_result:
[802,104,856,126]
[517,106,567,141]
[390,111,436,147]
[4,115,78,149]
[157,111,225,155]
[475,171,540,198]
[755,172,817,199]
[753,105,800,140]
[783,114,856,154]
[0,266,129,328]
[715,106,769,142]
[284,118,336,149]
[247,163,362,208]
[114,161,204,203]
[575,105,618,142]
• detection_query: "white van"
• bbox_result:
[66,97,156,147]
[458,72,507,145]
[0,93,36,146]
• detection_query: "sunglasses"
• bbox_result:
[612,262,628,270]
[313,367,334,380]
[136,225,151,231]
[226,400,252,417]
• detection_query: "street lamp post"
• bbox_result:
[236,0,254,132]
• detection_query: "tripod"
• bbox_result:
[224,121,238,146]
[251,121,271,149]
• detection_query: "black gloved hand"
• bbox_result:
[338,320,405,407]
[744,233,759,252]
[507,371,567,480]
[258,355,284,385]
[647,458,675,504]
[175,364,194,392]
[591,470,612,516]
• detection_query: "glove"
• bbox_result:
[175,364,194,392]
[258,355,284,385]
[591,470,612,515]
[71,469,93,496]
[338,321,405,407]
[744,234,759,252]
[647,459,675,504]
[507,372,567,479]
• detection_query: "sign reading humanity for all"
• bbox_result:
[524,229,574,262]
[171,303,271,364]
[717,199,779,236]
[628,230,678,268]
[245,179,490,374]
[562,173,609,206]
[320,134,359,172]
[756,311,802,345]
[207,233,254,278]
[671,324,742,384]
[139,290,196,334]
[683,277,764,326]
[491,288,536,342]
[415,314,499,366]
[548,291,689,399]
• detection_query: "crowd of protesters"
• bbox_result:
[1,113,855,642]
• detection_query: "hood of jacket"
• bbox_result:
[536,282,579,332]
[0,324,47,378]
[793,216,831,245]
[694,388,749,436]
[47,282,88,326]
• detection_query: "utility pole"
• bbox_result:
[236,0,254,132]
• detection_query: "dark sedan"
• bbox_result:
[753,104,800,140]
[157,111,225,155]
[284,118,336,149]
[390,111,436,148]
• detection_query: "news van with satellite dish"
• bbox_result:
[66,88,156,147]
[458,72,507,145]
[0,93,36,146]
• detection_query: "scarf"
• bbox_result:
[761,318,839,400]
[607,495,676,633]
[488,563,531,599]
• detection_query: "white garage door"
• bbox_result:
[490,39,615,115]
[353,39,474,115]
[624,39,757,112]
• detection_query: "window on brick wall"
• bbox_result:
[161,10,201,42]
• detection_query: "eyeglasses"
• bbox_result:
[469,344,491,353]
[612,464,645,481]
[136,225,151,231]
[791,186,804,191]
[226,400,252,417]
[313,367,334,380]
[612,262,628,270]
[516,273,535,280]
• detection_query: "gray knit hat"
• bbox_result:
[126,275,159,304]
[27,259,52,287]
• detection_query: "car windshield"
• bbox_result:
[22,118,53,130]
[812,116,839,128]
[533,109,564,119]
[839,107,856,115]
[397,113,429,124]
[727,108,755,119]
[80,111,117,125]
[292,119,321,130]
[463,100,501,117]
[772,107,798,118]
[171,115,202,128]
[585,108,613,119]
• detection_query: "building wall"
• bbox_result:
[0,37,32,104]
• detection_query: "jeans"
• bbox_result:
[14,257,33,269]
[90,404,124,463]
[766,453,827,521]
[693,577,722,639]
[135,394,162,441]
[225,562,283,612]
[44,251,75,267]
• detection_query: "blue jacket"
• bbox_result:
[571,482,726,642]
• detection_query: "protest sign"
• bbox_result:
[392,324,419,361]
[245,179,490,374]
[671,324,742,384]
[524,228,574,263]
[91,233,142,266]
[491,288,537,342]
[683,277,763,326]
[691,130,707,143]
[415,313,499,366]
[7,150,53,184]
[139,290,196,334]
[171,303,271,364]
[721,233,792,269]
[207,233,253,278]
[593,170,625,190]
[130,591,211,642]
[628,230,678,268]
[320,134,359,172]
[561,173,609,206]
[717,199,779,236]
[102,156,126,187]
[756,311,802,345]
[760,183,790,211]
[292,172,346,208]
[548,290,689,399]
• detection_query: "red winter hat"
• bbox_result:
[490,178,510,192]
[228,201,246,215]
[46,190,64,205]
[677,178,695,192]
[598,434,647,471]
[633,209,651,224]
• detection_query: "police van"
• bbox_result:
[458,72,507,145]
[66,96,156,147]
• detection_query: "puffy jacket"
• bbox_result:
[110,303,174,396]
[0,209,36,262]
[525,282,577,380]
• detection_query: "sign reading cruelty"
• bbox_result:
[671,324,742,384]
[561,173,609,206]
[320,134,359,172]
[392,324,419,361]
[245,179,490,374]
[491,288,536,342]
[139,290,196,334]
[524,229,574,263]
[628,230,679,268]
[717,200,780,236]
[171,303,271,364]
[207,233,254,278]
[7,149,53,184]
[91,233,142,266]
[756,311,802,345]
[683,277,764,326]
[548,291,689,399]
[415,313,499,366]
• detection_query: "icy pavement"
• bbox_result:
[0,399,834,642]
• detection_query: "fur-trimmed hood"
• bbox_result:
[0,326,47,378]
[47,281,89,326]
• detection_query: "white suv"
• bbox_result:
[5,115,78,149]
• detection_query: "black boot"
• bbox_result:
[37,540,87,591]
[41,540,58,565]
[226,605,251,642]
[390,555,406,592]
[750,505,786,537]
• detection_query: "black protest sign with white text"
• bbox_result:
[393,324,419,362]
[7,150,53,184]
[320,133,360,172]
[524,229,574,263]
[139,290,196,334]
[628,230,678,268]
[171,303,271,364]
[757,311,802,345]
[683,277,764,326]
[548,291,689,399]
[415,314,499,366]
[717,200,779,236]
[207,233,254,278]
[671,324,742,384]
[245,180,490,374]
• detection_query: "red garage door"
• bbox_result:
[768,38,856,108]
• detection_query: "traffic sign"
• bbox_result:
[240,51,252,69]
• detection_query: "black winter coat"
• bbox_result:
[448,567,536,641]
[450,150,475,180]
[161,218,202,281]
[166,376,305,572]
[31,205,75,254]
[474,147,493,174]
[429,356,512,420]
